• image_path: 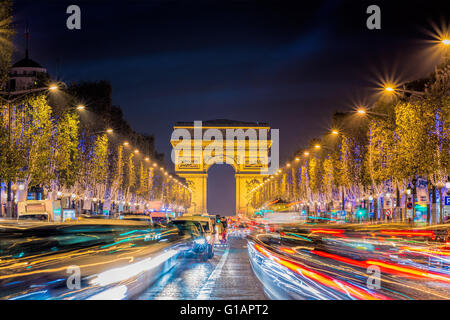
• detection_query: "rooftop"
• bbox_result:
[11,57,44,69]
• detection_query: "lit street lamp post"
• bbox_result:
[442,38,450,60]
[384,85,424,98]
[356,108,389,118]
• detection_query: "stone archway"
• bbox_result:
[170,120,272,216]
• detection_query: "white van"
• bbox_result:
[17,200,53,222]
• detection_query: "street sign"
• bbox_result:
[444,196,450,206]
[406,209,413,219]
[418,195,428,203]
[444,206,450,218]
[103,199,111,211]
[82,199,91,210]
[384,209,392,217]
[416,178,429,204]
[406,202,413,219]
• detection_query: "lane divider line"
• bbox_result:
[196,247,230,300]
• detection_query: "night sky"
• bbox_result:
[10,0,450,215]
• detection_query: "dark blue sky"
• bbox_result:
[11,0,450,214]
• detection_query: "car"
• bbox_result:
[174,215,215,259]
[17,212,50,222]
[170,219,210,261]
[79,214,111,220]
[151,216,170,225]
[119,213,154,225]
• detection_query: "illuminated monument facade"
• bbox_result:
[171,120,272,216]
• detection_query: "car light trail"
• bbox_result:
[90,249,178,286]
[379,230,435,238]
[253,244,389,300]
[309,250,450,284]
[366,260,450,283]
[310,229,345,235]
[400,246,450,256]
[88,285,128,300]
[279,247,297,254]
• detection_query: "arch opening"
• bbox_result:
[207,164,236,216]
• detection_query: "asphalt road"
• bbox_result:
[138,238,268,300]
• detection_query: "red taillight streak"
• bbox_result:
[379,230,434,237]
[280,247,296,254]
[253,244,387,300]
[310,250,368,268]
[310,229,345,235]
[400,246,450,256]
[366,260,450,283]
[309,250,450,284]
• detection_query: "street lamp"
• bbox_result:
[382,84,424,97]
[331,129,339,135]
[92,128,114,135]
[76,104,86,111]
[355,107,388,118]
[442,39,450,45]
[48,82,67,92]
[357,108,367,115]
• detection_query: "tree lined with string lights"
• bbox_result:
[251,61,449,223]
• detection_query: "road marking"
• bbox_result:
[196,246,230,300]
